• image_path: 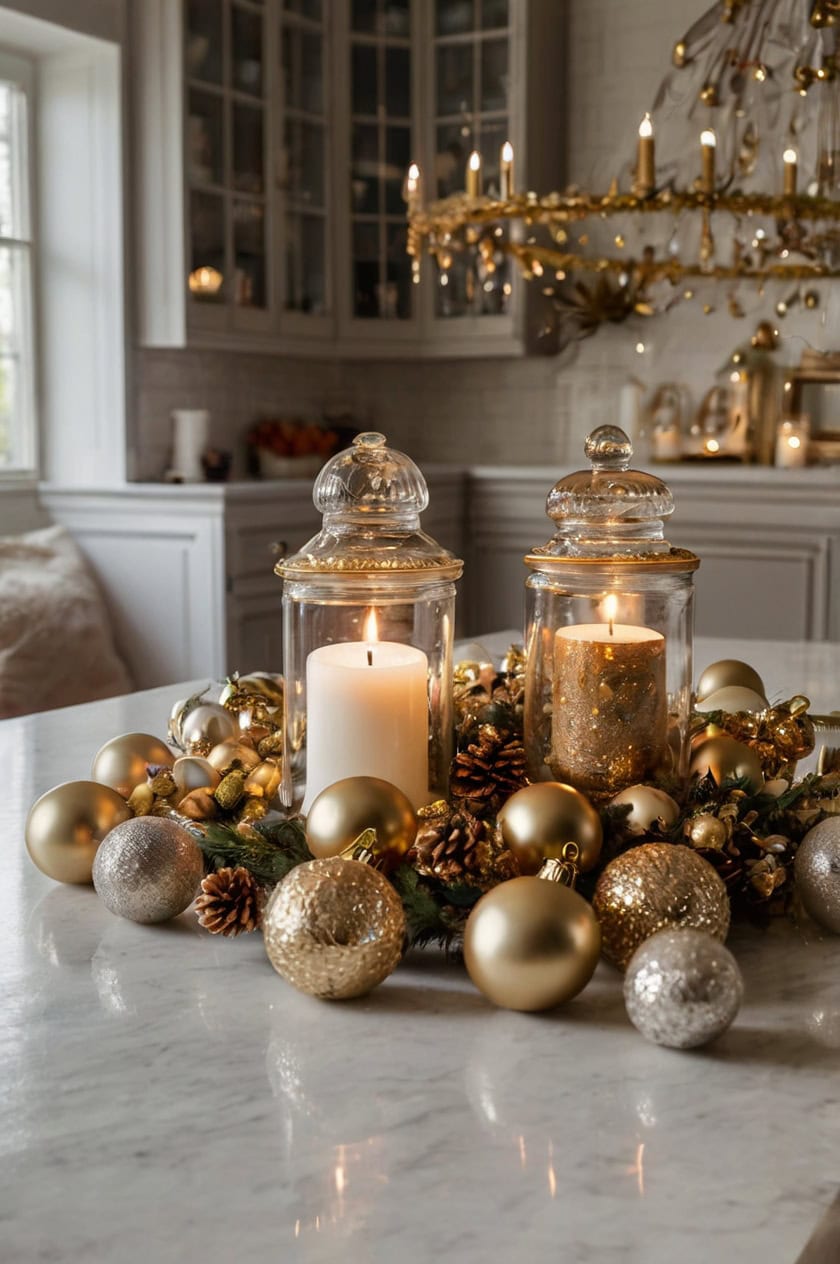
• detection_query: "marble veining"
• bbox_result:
[2,637,840,1262]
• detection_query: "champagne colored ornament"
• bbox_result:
[696,685,768,715]
[91,733,173,798]
[243,758,282,801]
[305,776,417,872]
[609,784,680,836]
[180,703,238,752]
[219,671,284,711]
[624,928,743,1049]
[172,755,221,795]
[690,733,764,792]
[25,781,133,885]
[497,781,602,876]
[92,817,205,923]
[263,856,405,999]
[464,858,601,1011]
[696,659,765,702]
[206,740,261,774]
[687,813,728,850]
[592,843,730,970]
[794,818,840,933]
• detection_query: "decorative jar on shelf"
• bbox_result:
[276,432,463,812]
[523,425,699,801]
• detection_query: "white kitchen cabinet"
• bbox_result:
[132,0,563,358]
[39,468,465,688]
[463,465,840,643]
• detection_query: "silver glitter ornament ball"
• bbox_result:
[623,928,743,1050]
[795,818,840,933]
[92,817,205,923]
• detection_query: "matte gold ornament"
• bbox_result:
[497,782,602,876]
[305,776,417,872]
[794,817,840,933]
[91,733,173,798]
[696,659,766,702]
[179,703,239,753]
[609,785,680,836]
[592,843,730,970]
[26,781,133,885]
[263,857,405,999]
[206,740,261,774]
[92,817,205,923]
[172,755,221,795]
[464,859,601,1011]
[690,733,764,792]
[696,685,768,715]
[243,758,282,801]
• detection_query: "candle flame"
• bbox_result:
[639,113,653,139]
[783,146,797,165]
[501,140,514,163]
[363,607,379,643]
[408,161,420,182]
[469,150,481,172]
[603,593,618,636]
[705,437,721,454]
[788,434,802,449]
[700,128,717,148]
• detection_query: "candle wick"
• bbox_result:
[609,617,615,637]
[367,648,373,667]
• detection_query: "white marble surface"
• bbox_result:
[3,638,840,1263]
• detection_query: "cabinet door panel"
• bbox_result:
[227,586,284,674]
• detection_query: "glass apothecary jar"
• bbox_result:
[524,426,700,801]
[277,432,463,813]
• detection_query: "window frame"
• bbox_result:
[0,46,37,480]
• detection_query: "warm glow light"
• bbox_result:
[408,161,420,183]
[700,128,717,148]
[783,147,797,164]
[729,369,742,382]
[335,1164,346,1194]
[635,341,646,354]
[548,1163,557,1199]
[188,265,224,295]
[501,140,514,164]
[469,150,481,172]
[788,434,802,449]
[603,594,618,633]
[705,437,721,454]
[363,608,379,643]
[639,113,653,139]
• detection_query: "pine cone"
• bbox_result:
[450,724,528,815]
[411,803,488,883]
[195,866,265,936]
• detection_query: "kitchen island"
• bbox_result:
[3,636,840,1263]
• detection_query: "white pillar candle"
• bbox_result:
[775,418,809,468]
[302,617,430,813]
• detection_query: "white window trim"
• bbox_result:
[0,46,37,480]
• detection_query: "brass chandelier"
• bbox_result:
[407,0,840,344]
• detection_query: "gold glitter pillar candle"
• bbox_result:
[550,614,667,796]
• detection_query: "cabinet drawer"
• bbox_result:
[226,511,320,583]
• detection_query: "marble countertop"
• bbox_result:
[3,637,840,1264]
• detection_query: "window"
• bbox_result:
[0,51,35,474]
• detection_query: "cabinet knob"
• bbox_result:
[270,540,288,558]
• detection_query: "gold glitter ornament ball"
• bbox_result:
[91,732,173,798]
[464,871,601,1011]
[689,733,764,793]
[263,857,406,999]
[497,781,602,876]
[92,817,205,923]
[305,777,417,872]
[25,781,133,884]
[593,843,730,970]
[696,659,766,703]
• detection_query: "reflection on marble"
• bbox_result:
[2,649,840,1261]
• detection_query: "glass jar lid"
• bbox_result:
[527,425,699,569]
[278,432,463,580]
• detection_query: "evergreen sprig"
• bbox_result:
[197,817,311,885]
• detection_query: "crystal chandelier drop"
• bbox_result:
[407,0,840,345]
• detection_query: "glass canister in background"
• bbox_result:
[276,432,463,812]
[523,425,700,800]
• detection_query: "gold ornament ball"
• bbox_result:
[305,776,417,871]
[206,739,262,774]
[696,659,766,702]
[25,781,133,885]
[263,857,405,999]
[609,785,680,836]
[172,755,221,795]
[690,734,764,793]
[180,703,238,751]
[688,813,728,850]
[219,671,284,711]
[91,732,173,798]
[464,873,601,1012]
[592,843,730,970]
[696,685,768,715]
[497,781,602,876]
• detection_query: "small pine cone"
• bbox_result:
[195,866,265,936]
[411,803,489,883]
[450,724,529,815]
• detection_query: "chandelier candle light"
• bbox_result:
[524,426,699,800]
[277,432,463,811]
